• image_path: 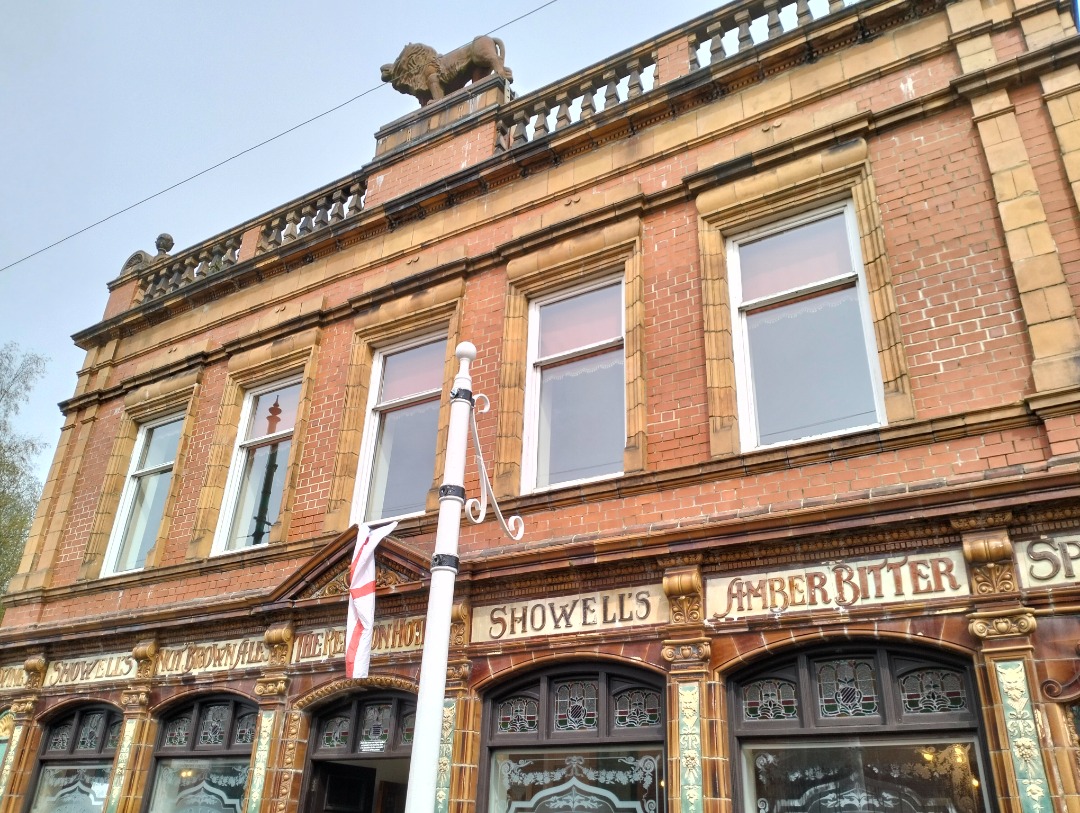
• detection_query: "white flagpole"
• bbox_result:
[404,341,476,813]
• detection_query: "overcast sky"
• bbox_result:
[0,1,715,483]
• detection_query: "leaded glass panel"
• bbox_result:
[400,712,415,745]
[741,738,989,813]
[164,715,192,748]
[900,668,967,713]
[489,746,663,813]
[234,712,257,746]
[27,763,113,813]
[553,680,598,731]
[48,723,72,752]
[76,712,105,751]
[498,696,539,733]
[359,703,391,752]
[613,689,661,728]
[743,678,799,721]
[816,659,878,718]
[106,721,122,750]
[197,704,228,747]
[322,716,351,749]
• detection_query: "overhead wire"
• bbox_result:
[0,0,561,275]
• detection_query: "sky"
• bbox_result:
[0,1,716,484]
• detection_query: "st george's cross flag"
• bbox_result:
[346,521,398,679]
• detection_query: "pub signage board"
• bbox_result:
[472,586,669,643]
[1016,534,1080,589]
[291,616,426,664]
[706,549,969,621]
[44,653,136,688]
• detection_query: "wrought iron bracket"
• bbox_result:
[464,393,524,541]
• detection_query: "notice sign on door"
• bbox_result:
[706,549,969,621]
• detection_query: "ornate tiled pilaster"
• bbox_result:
[105,685,154,813]
[435,699,456,813]
[992,660,1054,813]
[0,685,40,813]
[446,598,473,813]
[270,710,308,813]
[251,622,292,813]
[663,637,710,813]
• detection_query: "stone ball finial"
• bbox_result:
[155,233,174,255]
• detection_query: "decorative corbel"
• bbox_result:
[132,639,159,681]
[663,564,703,626]
[264,622,295,668]
[449,600,471,648]
[960,522,1017,596]
[22,655,45,691]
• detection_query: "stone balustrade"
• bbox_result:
[496,0,859,152]
[134,176,366,305]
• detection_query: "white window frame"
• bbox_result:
[729,201,886,451]
[352,332,447,525]
[212,375,302,556]
[521,277,626,493]
[100,412,184,577]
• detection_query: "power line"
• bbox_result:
[0,0,561,276]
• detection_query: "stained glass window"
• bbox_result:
[554,680,598,731]
[197,704,228,746]
[322,716,351,749]
[312,695,414,757]
[817,658,878,718]
[743,678,798,721]
[48,723,72,752]
[400,712,416,745]
[76,712,105,751]
[613,689,661,728]
[900,668,967,713]
[360,704,392,752]
[498,697,539,733]
[233,712,257,746]
[164,715,192,747]
[106,720,122,750]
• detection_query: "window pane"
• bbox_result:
[366,399,440,519]
[490,746,663,813]
[76,712,106,751]
[537,351,624,487]
[197,704,228,747]
[497,697,539,734]
[539,284,622,358]
[147,758,249,813]
[359,704,392,752]
[747,286,877,445]
[28,763,113,813]
[900,669,968,714]
[245,381,301,441]
[380,339,446,402]
[613,689,661,728]
[114,469,173,572]
[138,418,182,471]
[226,439,291,549]
[743,678,799,721]
[816,659,879,719]
[740,214,852,301]
[742,739,989,813]
[553,680,598,731]
[321,715,351,749]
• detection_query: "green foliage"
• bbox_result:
[0,343,47,594]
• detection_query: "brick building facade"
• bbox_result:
[3,0,1080,811]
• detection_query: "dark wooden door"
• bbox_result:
[310,763,376,813]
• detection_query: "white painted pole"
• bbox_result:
[404,341,476,813]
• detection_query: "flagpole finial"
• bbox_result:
[456,341,477,360]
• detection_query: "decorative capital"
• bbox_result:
[121,687,151,709]
[10,697,37,718]
[264,622,295,667]
[446,660,471,686]
[664,565,703,626]
[662,637,711,672]
[23,655,46,690]
[969,608,1036,639]
[255,676,290,697]
[971,560,1017,595]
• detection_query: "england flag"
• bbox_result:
[346,521,397,679]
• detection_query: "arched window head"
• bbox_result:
[27,705,122,813]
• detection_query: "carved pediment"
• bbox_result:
[272,524,429,604]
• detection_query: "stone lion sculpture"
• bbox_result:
[381,36,513,106]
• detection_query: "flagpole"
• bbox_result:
[404,341,476,813]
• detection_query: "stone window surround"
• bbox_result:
[79,373,200,582]
[189,330,321,560]
[324,279,464,533]
[493,217,647,499]
[695,138,915,458]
